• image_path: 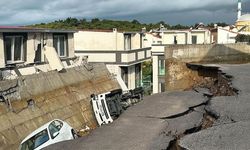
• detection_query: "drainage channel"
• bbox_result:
[166,64,238,150]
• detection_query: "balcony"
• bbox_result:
[75,47,152,66]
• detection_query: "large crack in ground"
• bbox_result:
[166,64,238,150]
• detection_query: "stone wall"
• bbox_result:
[165,43,250,91]
[0,63,120,150]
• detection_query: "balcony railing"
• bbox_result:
[75,47,152,66]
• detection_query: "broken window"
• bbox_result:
[53,34,67,57]
[4,36,24,64]
[124,34,131,50]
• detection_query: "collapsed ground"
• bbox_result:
[45,63,250,150]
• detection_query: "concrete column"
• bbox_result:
[152,55,159,94]
[128,65,135,90]
[26,33,36,64]
[67,33,75,57]
[187,32,192,44]
[0,33,5,68]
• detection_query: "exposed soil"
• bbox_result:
[167,64,237,150]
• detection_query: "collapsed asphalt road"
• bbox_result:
[180,64,250,150]
[45,63,250,150]
[45,91,207,150]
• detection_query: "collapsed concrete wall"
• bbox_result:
[165,43,250,91]
[0,63,120,150]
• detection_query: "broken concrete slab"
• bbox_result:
[206,94,250,125]
[180,120,250,150]
[220,64,250,94]
[124,91,206,119]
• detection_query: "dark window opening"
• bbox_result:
[53,34,68,57]
[4,35,24,63]
[174,36,177,44]
[192,35,197,44]
[121,67,128,87]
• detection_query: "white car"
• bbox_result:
[19,119,77,150]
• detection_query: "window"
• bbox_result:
[53,34,67,57]
[158,59,165,76]
[4,36,24,63]
[124,34,131,50]
[174,36,177,44]
[192,35,197,44]
[48,120,63,139]
[21,129,49,150]
[121,67,128,87]
[159,82,165,93]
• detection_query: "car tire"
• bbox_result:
[71,129,78,139]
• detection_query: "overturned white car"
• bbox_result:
[91,87,144,126]
[19,119,77,150]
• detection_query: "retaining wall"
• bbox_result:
[0,63,120,150]
[165,43,250,91]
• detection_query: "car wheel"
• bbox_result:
[71,129,78,139]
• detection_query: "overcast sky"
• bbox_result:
[0,0,250,25]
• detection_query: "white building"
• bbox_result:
[217,26,238,44]
[149,28,212,94]
[0,26,77,79]
[74,29,151,90]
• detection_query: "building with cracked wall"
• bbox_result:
[0,26,77,79]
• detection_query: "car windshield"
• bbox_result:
[21,129,49,150]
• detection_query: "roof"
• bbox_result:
[237,14,250,22]
[78,29,143,34]
[0,26,76,33]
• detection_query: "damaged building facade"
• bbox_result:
[0,26,75,79]
[74,29,151,90]
[0,26,122,149]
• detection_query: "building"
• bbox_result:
[236,14,250,33]
[149,28,212,93]
[217,26,238,44]
[235,0,250,33]
[74,29,151,90]
[0,26,76,79]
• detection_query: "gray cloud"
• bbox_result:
[0,0,248,25]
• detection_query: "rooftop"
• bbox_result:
[0,26,76,33]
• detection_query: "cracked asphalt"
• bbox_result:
[45,63,250,150]
[45,91,206,150]
[180,64,250,150]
